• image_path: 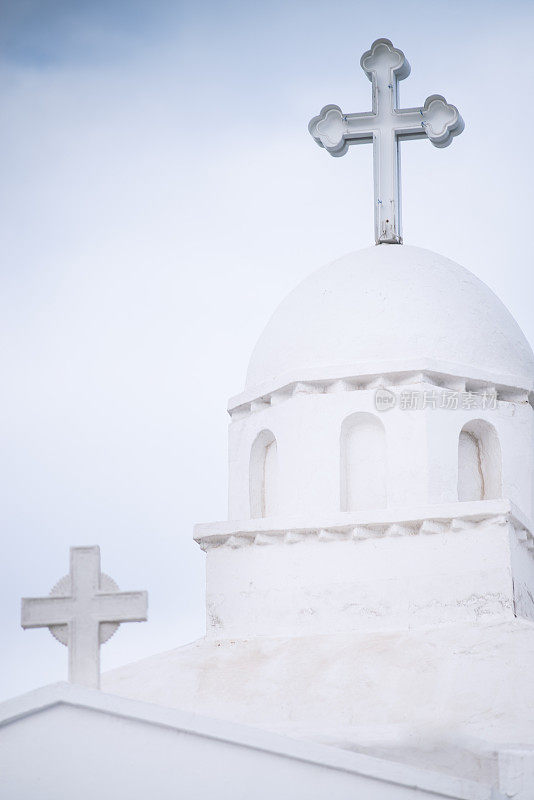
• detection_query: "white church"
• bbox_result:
[2,38,534,799]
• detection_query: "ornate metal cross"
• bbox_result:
[21,545,148,689]
[309,38,464,244]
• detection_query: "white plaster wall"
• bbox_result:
[229,390,424,519]
[510,531,534,623]
[205,522,515,640]
[228,390,534,522]
[0,702,483,800]
[103,618,534,788]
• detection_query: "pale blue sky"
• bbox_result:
[2,0,534,699]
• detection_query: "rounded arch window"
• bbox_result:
[249,430,278,518]
[458,419,502,501]
[340,413,387,512]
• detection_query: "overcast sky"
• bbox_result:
[2,0,534,700]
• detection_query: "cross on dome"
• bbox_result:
[309,38,464,245]
[21,546,148,689]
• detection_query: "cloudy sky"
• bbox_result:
[2,0,534,700]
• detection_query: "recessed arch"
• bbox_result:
[249,429,278,518]
[458,419,502,501]
[340,412,387,512]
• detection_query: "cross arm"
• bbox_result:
[394,95,464,147]
[309,105,375,157]
[21,596,73,628]
[94,590,148,623]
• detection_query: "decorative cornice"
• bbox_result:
[228,368,533,420]
[194,500,532,553]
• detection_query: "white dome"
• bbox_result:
[245,246,534,395]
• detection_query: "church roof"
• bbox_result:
[0,682,499,800]
[241,246,534,405]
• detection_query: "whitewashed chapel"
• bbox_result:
[2,38,534,799]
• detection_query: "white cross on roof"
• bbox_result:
[21,545,148,689]
[309,38,464,245]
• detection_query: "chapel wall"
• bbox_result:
[205,522,516,639]
[228,386,534,521]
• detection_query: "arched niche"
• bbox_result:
[340,412,387,512]
[458,419,502,501]
[249,429,278,518]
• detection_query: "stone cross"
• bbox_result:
[308,38,464,244]
[21,545,148,689]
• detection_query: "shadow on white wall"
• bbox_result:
[458,419,502,502]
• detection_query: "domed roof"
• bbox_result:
[244,245,534,397]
